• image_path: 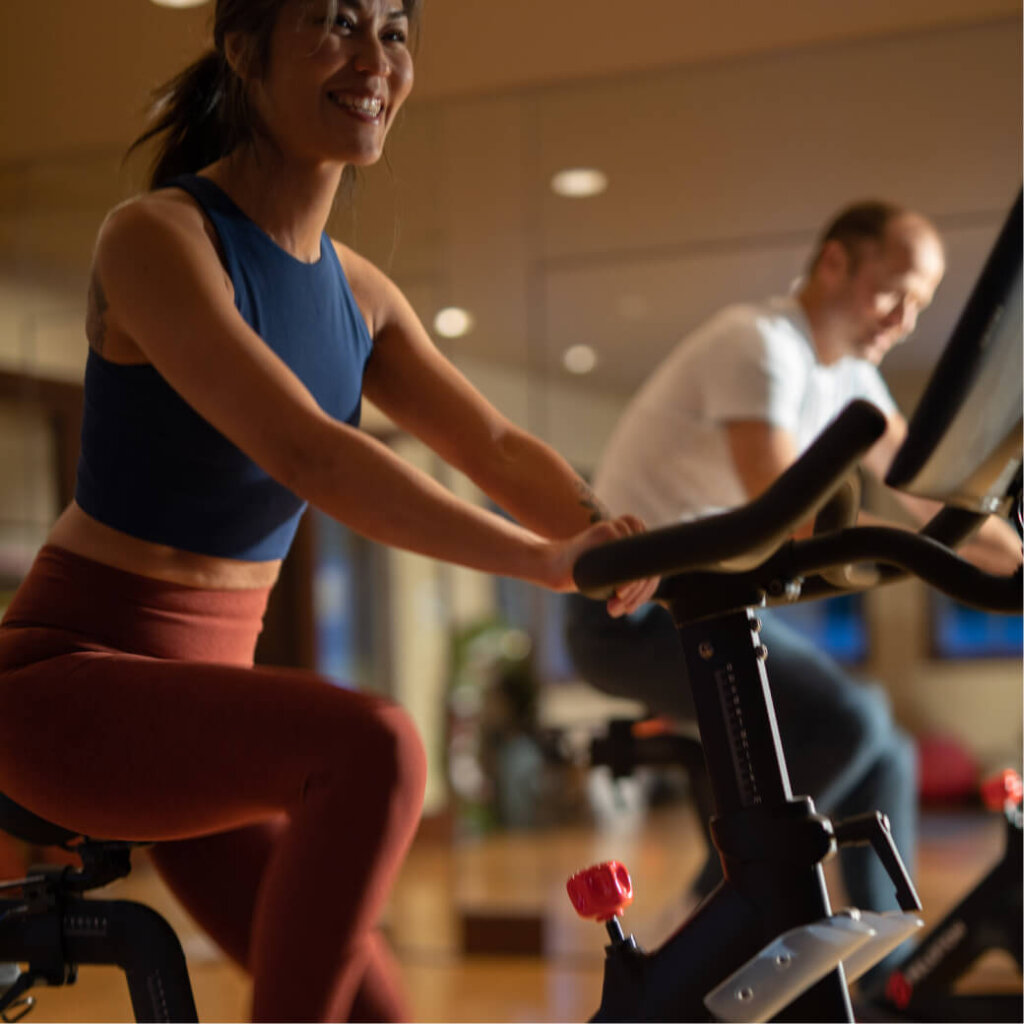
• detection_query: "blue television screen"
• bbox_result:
[931,592,1023,659]
[767,592,868,664]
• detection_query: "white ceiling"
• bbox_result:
[0,0,1021,405]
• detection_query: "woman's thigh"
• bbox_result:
[0,646,418,841]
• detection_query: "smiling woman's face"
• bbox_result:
[241,0,415,168]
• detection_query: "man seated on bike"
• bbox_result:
[565,201,1022,985]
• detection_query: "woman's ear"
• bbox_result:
[222,31,253,81]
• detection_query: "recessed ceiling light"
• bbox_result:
[550,168,609,199]
[433,307,474,339]
[150,0,209,7]
[563,344,597,374]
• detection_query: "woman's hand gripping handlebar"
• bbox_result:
[553,515,661,616]
[572,400,889,596]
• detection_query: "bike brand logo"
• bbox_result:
[885,917,968,1007]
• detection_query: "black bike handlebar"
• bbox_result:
[788,505,992,605]
[573,398,1022,616]
[788,527,1021,613]
[573,399,888,592]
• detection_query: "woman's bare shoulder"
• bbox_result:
[86,190,231,366]
[329,239,402,338]
[97,187,221,262]
[330,238,390,288]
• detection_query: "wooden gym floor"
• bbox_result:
[18,799,1021,1022]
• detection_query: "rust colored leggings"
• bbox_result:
[0,546,427,1022]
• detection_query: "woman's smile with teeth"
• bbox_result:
[329,93,383,119]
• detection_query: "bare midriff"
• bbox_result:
[47,502,283,590]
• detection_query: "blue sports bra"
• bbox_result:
[74,173,374,561]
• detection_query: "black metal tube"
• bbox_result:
[788,527,1022,613]
[62,899,198,1023]
[652,520,1019,619]
[0,897,198,1024]
[676,611,791,813]
[663,610,853,1022]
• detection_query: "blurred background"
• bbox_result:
[0,1,1020,1019]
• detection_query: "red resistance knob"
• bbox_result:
[567,860,634,922]
[981,769,1023,811]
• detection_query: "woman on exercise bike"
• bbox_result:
[0,2,656,1020]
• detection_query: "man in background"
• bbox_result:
[566,201,1021,977]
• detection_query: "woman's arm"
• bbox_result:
[92,195,646,601]
[347,247,659,610]
[350,248,609,540]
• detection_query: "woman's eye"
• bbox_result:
[323,10,407,43]
[324,8,356,31]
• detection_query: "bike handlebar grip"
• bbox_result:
[573,399,888,591]
[981,769,1023,810]
[566,861,634,922]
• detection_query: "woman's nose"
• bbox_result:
[353,34,389,76]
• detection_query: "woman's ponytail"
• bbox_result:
[127,46,261,189]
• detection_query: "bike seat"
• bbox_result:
[0,791,84,847]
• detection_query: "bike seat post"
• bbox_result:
[673,609,791,813]
[672,605,855,1022]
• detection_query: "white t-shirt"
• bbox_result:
[595,296,897,527]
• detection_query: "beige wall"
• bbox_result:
[0,403,58,592]
[338,15,1022,398]
[869,581,1021,772]
[0,270,89,382]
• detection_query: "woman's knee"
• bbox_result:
[318,698,428,820]
[373,702,428,809]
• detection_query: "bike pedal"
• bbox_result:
[840,909,924,983]
[703,914,875,1022]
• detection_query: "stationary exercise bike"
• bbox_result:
[564,192,1023,1023]
[866,767,1022,1022]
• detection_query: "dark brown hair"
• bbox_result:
[808,200,904,273]
[128,0,422,188]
